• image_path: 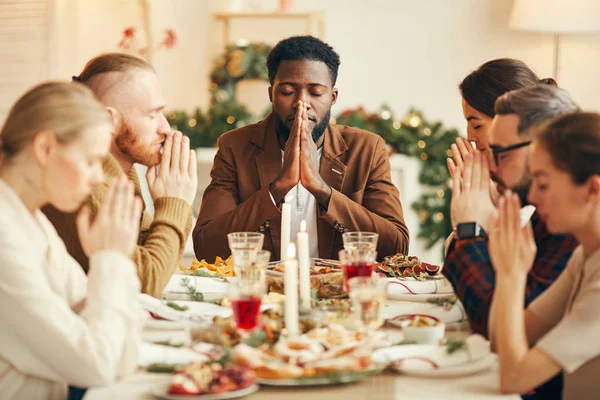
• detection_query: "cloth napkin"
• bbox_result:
[139,294,232,322]
[137,343,209,366]
[400,334,491,369]
[384,299,466,324]
[162,275,230,300]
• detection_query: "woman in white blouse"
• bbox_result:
[486,112,600,399]
[0,82,143,399]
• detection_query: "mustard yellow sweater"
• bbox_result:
[43,155,192,297]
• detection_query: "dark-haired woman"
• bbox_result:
[488,112,600,400]
[459,58,555,151]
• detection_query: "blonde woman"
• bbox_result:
[0,82,142,399]
[488,112,600,399]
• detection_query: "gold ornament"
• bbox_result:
[403,111,422,128]
[227,49,245,78]
[435,212,444,221]
[424,128,432,136]
[188,118,197,127]
[214,90,230,103]
[226,116,236,124]
[437,189,445,198]
[393,121,401,130]
[418,140,426,149]
[418,210,429,222]
[214,57,226,69]
[420,152,428,160]
[446,149,454,157]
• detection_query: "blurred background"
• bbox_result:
[1,0,599,264]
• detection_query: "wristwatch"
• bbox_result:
[456,222,487,240]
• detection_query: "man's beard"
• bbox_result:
[114,120,161,167]
[275,109,331,144]
[491,170,531,206]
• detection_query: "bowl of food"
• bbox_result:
[399,315,445,344]
[266,259,345,299]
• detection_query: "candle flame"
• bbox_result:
[287,242,296,259]
[300,220,306,232]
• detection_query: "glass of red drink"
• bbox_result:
[229,281,265,331]
[339,249,377,293]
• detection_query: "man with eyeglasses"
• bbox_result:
[444,85,580,339]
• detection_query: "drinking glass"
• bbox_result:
[349,276,388,335]
[342,232,379,251]
[229,280,266,331]
[339,248,377,293]
[230,249,270,284]
[227,232,264,251]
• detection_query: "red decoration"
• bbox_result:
[161,29,177,49]
[117,26,177,55]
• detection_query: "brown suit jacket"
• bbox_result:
[193,114,409,261]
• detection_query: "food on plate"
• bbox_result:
[270,264,340,275]
[167,362,255,396]
[401,315,446,344]
[376,254,441,279]
[267,259,345,299]
[179,256,235,277]
[191,309,317,347]
[407,315,441,327]
[263,292,286,305]
[312,298,354,329]
[423,262,441,276]
[232,324,373,380]
[273,336,324,363]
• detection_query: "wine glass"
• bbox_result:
[342,232,379,251]
[230,249,270,284]
[227,232,264,251]
[229,280,266,331]
[348,276,387,341]
[339,248,377,293]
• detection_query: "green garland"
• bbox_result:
[209,42,272,105]
[167,42,459,251]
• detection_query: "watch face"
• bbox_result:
[457,223,476,238]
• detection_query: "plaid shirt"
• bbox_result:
[443,213,578,338]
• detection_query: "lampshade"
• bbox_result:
[510,0,600,33]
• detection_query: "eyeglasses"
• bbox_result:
[490,141,531,165]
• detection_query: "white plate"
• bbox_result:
[151,383,259,400]
[372,342,496,378]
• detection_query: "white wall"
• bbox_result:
[140,0,600,125]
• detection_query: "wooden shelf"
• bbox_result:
[211,10,325,46]
[213,11,324,19]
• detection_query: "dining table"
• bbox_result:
[84,272,520,400]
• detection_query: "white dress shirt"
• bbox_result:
[0,180,142,400]
[270,148,322,259]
